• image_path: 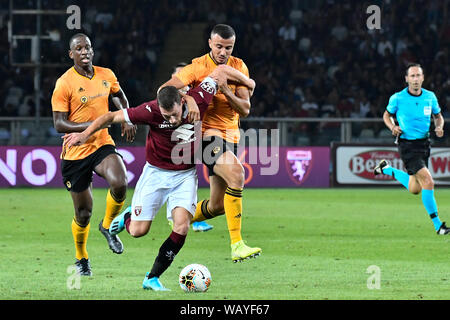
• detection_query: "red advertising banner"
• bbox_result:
[332,143,450,186]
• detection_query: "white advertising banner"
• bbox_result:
[334,144,450,186]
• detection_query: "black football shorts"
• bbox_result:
[61,144,122,193]
[201,135,238,176]
[397,138,430,175]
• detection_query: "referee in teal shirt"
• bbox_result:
[374,63,449,235]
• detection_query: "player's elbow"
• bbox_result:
[54,121,66,133]
[239,106,251,118]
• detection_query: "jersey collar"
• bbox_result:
[72,65,96,80]
[207,53,230,66]
[406,87,422,97]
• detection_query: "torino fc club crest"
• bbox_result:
[134,206,142,216]
[286,150,312,185]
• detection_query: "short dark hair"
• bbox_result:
[210,24,235,39]
[69,33,89,49]
[405,63,423,76]
[172,62,187,75]
[157,86,181,111]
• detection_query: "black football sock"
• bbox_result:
[148,231,186,279]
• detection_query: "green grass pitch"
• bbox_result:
[1,187,450,300]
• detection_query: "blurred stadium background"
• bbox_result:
[3,0,450,302]
[1,0,450,188]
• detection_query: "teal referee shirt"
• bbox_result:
[386,87,441,140]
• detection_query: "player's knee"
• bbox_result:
[419,176,434,190]
[228,164,245,188]
[128,227,147,238]
[129,231,145,238]
[110,181,127,202]
[173,222,190,235]
[75,208,92,226]
[425,178,435,190]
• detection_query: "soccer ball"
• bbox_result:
[179,264,211,292]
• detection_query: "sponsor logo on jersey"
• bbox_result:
[200,81,215,94]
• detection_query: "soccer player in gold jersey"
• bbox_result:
[51,33,136,275]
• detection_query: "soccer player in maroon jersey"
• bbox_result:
[167,62,214,232]
[63,65,255,291]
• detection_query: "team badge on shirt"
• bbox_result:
[80,96,88,104]
[134,206,142,216]
[102,80,109,88]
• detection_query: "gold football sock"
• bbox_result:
[72,219,90,260]
[192,200,212,223]
[191,199,225,223]
[224,187,243,245]
[102,189,125,229]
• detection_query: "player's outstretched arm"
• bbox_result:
[158,76,186,94]
[63,110,125,148]
[111,88,137,142]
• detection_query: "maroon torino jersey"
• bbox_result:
[124,78,217,170]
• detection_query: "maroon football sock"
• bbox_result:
[124,212,131,234]
[148,231,186,278]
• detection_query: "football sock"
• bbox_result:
[124,211,131,234]
[148,231,186,278]
[422,189,442,231]
[191,199,224,223]
[72,219,90,260]
[224,187,243,245]
[382,166,410,190]
[102,189,125,229]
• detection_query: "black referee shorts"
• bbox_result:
[201,135,238,176]
[61,144,122,193]
[397,138,430,175]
